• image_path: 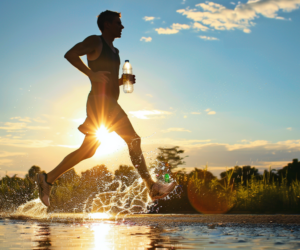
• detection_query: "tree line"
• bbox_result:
[0,147,299,213]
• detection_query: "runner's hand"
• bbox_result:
[121,74,136,84]
[131,74,136,84]
[89,71,111,84]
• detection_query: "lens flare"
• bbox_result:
[94,125,126,156]
[96,125,109,141]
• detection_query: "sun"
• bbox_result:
[96,125,110,142]
[94,125,126,156]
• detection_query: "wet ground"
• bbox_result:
[1,214,300,250]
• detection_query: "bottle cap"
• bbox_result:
[125,60,129,62]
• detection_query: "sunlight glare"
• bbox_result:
[95,125,126,156]
[92,223,112,250]
[89,212,111,219]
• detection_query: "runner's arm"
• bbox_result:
[64,36,99,77]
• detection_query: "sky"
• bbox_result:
[0,0,299,178]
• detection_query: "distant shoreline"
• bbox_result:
[1,213,300,227]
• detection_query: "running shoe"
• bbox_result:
[36,173,52,207]
[149,182,177,201]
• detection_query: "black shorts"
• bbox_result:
[78,93,127,135]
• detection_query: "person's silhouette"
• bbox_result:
[36,10,176,207]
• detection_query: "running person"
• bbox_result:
[36,10,176,207]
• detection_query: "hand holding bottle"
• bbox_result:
[122,60,134,93]
[122,74,136,84]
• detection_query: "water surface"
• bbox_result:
[1,217,300,250]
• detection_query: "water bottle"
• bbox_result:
[122,60,133,93]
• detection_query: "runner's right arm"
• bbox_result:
[64,36,110,84]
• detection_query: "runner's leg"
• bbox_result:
[46,135,100,184]
[114,116,155,190]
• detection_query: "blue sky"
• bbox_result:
[0,0,299,178]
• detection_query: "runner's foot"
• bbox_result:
[36,173,52,207]
[149,182,177,201]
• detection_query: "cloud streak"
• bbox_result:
[0,151,27,166]
[140,36,152,42]
[0,122,50,132]
[0,138,52,148]
[205,108,216,114]
[129,110,172,119]
[155,23,190,34]
[199,35,219,40]
[161,127,191,133]
[143,16,157,21]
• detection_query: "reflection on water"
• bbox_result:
[33,224,51,250]
[1,218,300,250]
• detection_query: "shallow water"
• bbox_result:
[1,217,300,250]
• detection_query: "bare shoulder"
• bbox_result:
[65,35,102,57]
[82,35,102,48]
[83,35,103,61]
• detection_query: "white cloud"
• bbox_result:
[140,36,152,42]
[143,16,156,21]
[155,23,190,34]
[0,122,50,132]
[199,35,219,40]
[129,110,172,119]
[196,2,225,13]
[287,127,292,131]
[0,151,26,166]
[161,127,191,133]
[172,23,190,29]
[243,28,252,33]
[0,151,26,158]
[191,112,201,114]
[143,138,212,146]
[0,138,52,148]
[10,117,31,123]
[0,116,49,132]
[56,144,80,148]
[205,108,216,114]
[177,0,300,33]
[193,22,209,31]
[155,27,180,34]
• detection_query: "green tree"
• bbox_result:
[277,159,300,185]
[27,165,42,179]
[153,146,187,182]
[220,165,261,186]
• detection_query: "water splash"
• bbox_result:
[4,148,179,221]
[12,198,48,219]
[90,178,151,216]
